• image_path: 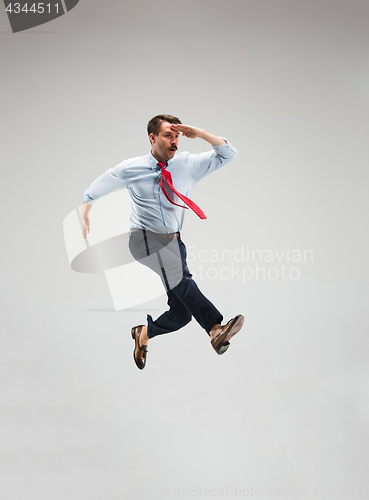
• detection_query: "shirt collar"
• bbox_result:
[148,152,175,170]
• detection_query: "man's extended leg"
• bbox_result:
[137,235,242,343]
[159,251,244,354]
[129,230,243,366]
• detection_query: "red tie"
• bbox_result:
[157,162,207,220]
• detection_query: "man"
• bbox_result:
[82,114,244,370]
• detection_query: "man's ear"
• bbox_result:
[149,133,156,145]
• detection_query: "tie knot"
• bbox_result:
[157,162,167,169]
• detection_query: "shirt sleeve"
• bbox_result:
[187,139,238,181]
[84,160,128,205]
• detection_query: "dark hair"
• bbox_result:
[147,114,182,136]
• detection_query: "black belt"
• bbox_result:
[130,229,180,240]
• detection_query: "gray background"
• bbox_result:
[1,0,369,499]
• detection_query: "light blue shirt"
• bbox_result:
[84,140,238,234]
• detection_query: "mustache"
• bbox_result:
[169,145,177,150]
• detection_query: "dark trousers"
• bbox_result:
[129,230,223,339]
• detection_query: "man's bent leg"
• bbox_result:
[129,231,224,337]
[169,236,223,334]
[170,276,223,335]
[146,236,223,336]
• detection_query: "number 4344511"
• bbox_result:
[6,3,60,14]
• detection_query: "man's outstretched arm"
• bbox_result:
[82,160,128,239]
[171,124,226,146]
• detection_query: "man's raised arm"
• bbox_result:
[171,123,237,181]
[171,124,226,146]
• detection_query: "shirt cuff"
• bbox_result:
[212,138,238,157]
[84,190,98,205]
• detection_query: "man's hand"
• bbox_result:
[171,124,203,139]
[81,202,92,239]
[171,123,226,146]
[81,215,90,239]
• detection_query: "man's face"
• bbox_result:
[150,121,180,162]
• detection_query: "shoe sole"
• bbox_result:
[212,315,244,355]
[223,315,244,343]
[217,342,230,355]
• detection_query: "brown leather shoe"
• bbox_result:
[131,325,148,370]
[211,314,244,355]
